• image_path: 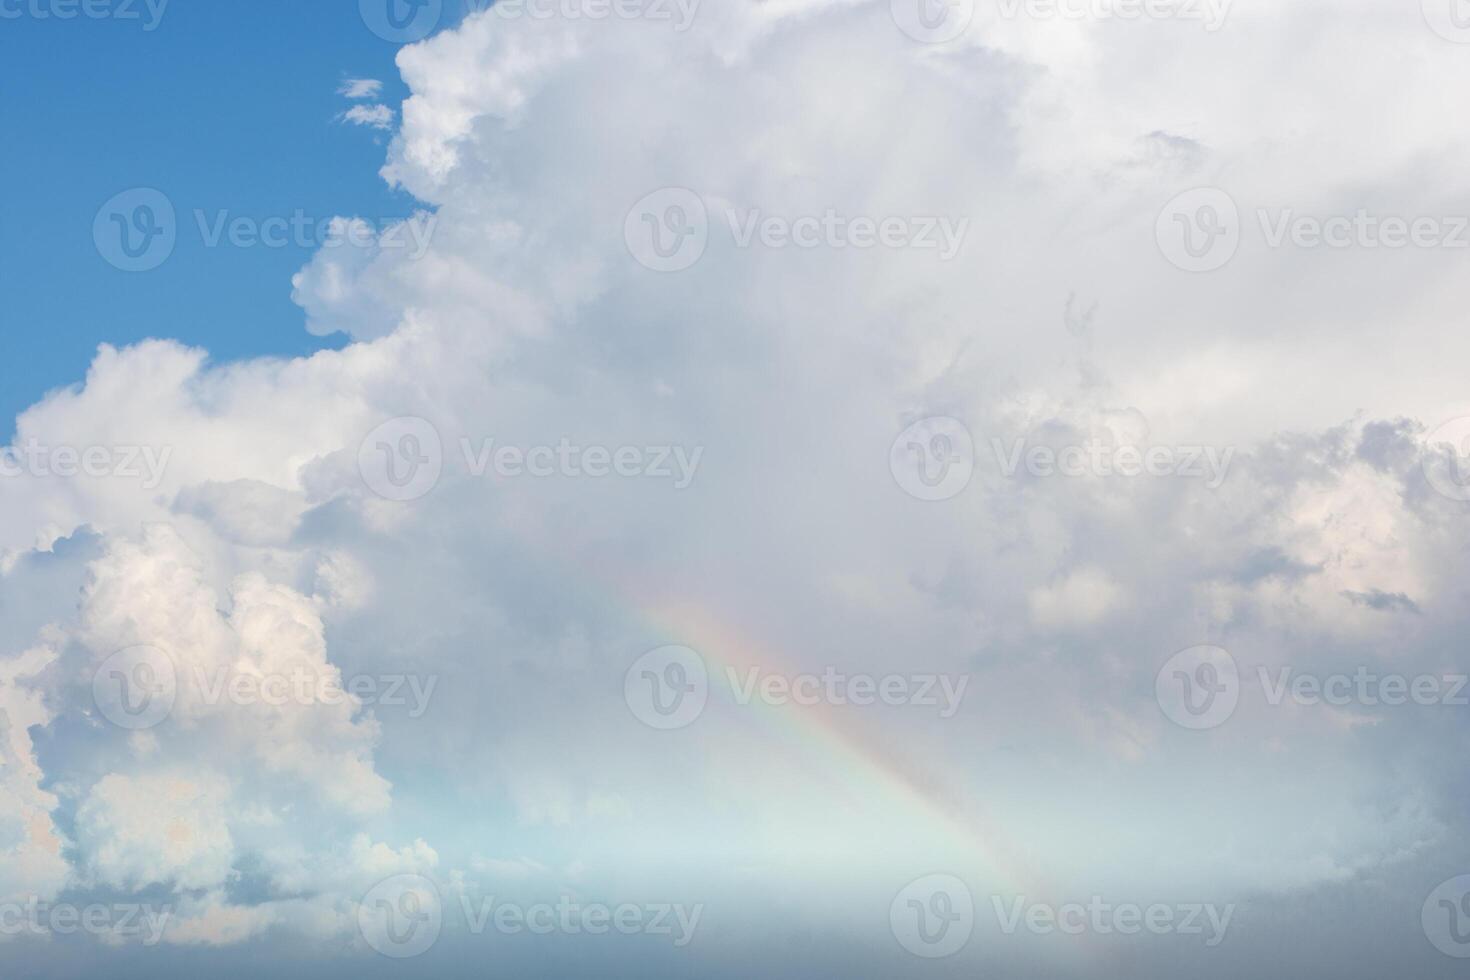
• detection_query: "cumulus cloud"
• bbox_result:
[0,646,68,906]
[5,2,1470,976]
[77,771,235,892]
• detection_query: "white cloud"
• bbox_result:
[340,104,394,131]
[6,2,1470,972]
[337,78,383,100]
[0,645,68,909]
[1028,566,1125,630]
[77,771,236,892]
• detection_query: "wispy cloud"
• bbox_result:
[338,104,394,131]
[337,77,383,100]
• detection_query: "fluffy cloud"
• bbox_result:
[77,772,235,892]
[0,646,68,907]
[4,2,1470,975]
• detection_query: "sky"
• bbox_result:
[6,0,1470,977]
[0,1,434,434]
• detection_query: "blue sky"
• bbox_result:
[0,1,450,435]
